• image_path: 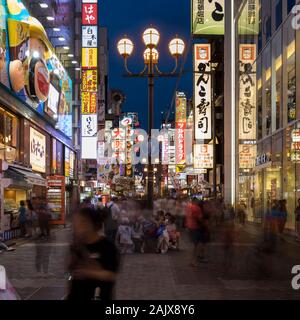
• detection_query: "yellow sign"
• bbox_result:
[82,48,97,69]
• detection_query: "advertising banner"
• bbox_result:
[81,0,98,160]
[239,44,256,141]
[30,127,46,173]
[238,0,259,35]
[82,48,97,69]
[82,25,98,47]
[81,92,97,114]
[192,0,225,35]
[82,3,98,25]
[82,114,97,137]
[239,144,256,169]
[194,144,213,169]
[175,92,187,166]
[194,44,212,140]
[82,69,98,92]
[0,1,73,139]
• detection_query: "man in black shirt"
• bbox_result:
[68,207,120,301]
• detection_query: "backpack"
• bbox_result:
[142,220,157,237]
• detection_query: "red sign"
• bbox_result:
[82,4,98,25]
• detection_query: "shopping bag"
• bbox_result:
[0,265,6,290]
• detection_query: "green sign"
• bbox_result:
[238,0,259,35]
[192,0,225,35]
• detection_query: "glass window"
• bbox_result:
[272,31,282,131]
[288,0,296,14]
[285,18,296,123]
[0,107,19,163]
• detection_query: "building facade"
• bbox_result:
[0,0,78,239]
[235,0,299,231]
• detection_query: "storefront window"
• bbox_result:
[0,107,19,163]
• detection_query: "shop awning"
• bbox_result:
[4,166,46,187]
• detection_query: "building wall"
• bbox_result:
[235,0,300,231]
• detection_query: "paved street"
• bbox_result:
[1,224,300,300]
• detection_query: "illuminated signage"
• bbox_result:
[82,114,98,137]
[82,48,98,69]
[239,44,256,141]
[175,92,187,166]
[30,127,46,173]
[81,92,97,114]
[192,0,225,35]
[65,147,70,177]
[82,26,98,47]
[81,0,98,160]
[239,145,256,169]
[194,144,213,169]
[82,3,98,25]
[82,69,98,92]
[194,44,212,140]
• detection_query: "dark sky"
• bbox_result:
[100,0,193,130]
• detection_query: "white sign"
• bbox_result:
[239,144,256,169]
[194,44,212,140]
[0,265,6,290]
[82,114,97,137]
[30,127,46,173]
[239,44,256,140]
[120,117,133,127]
[82,26,98,47]
[194,144,213,169]
[81,137,97,159]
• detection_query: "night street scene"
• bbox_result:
[0,0,300,305]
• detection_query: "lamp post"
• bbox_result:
[117,28,185,209]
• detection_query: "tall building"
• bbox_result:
[234,0,299,231]
[0,0,78,239]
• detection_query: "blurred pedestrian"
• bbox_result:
[25,200,35,237]
[237,202,247,225]
[278,199,287,241]
[36,198,51,240]
[68,207,119,301]
[18,200,27,237]
[295,198,300,242]
[104,197,120,243]
[185,198,203,267]
[115,217,134,254]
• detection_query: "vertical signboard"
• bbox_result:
[81,0,99,159]
[194,144,213,169]
[194,44,212,141]
[175,92,187,170]
[239,44,256,141]
[192,0,225,35]
[47,176,66,226]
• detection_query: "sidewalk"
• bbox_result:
[1,222,299,300]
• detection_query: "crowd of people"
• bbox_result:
[0,197,51,253]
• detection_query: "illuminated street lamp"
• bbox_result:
[117,27,185,209]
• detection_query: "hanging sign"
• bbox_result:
[194,44,212,140]
[239,44,256,141]
[192,0,225,35]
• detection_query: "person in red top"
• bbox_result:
[185,198,205,267]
